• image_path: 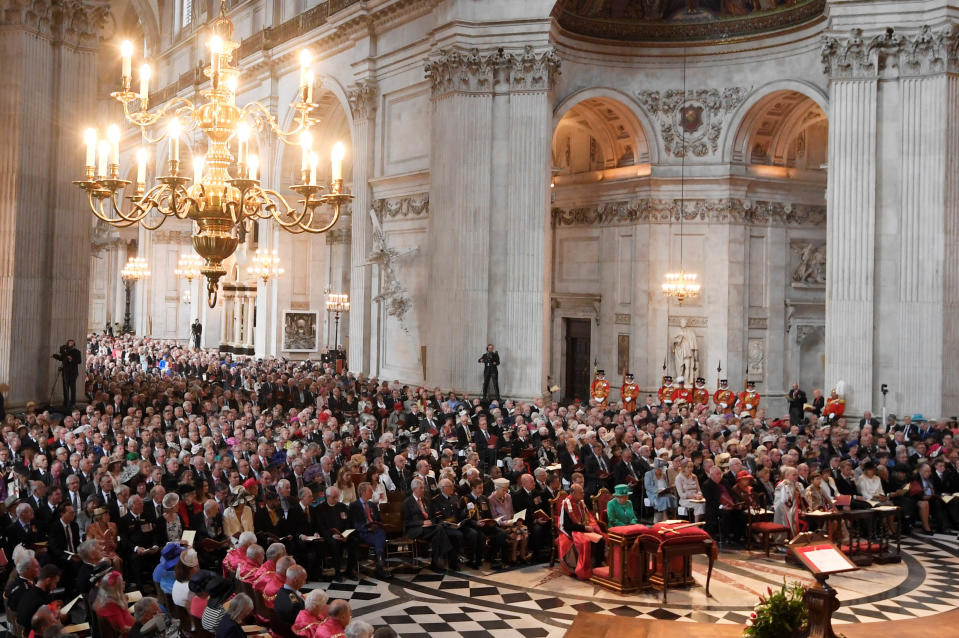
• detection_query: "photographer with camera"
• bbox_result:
[478,343,501,404]
[52,339,82,409]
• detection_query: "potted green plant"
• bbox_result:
[744,580,808,638]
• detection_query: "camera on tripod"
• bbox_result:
[881,383,889,396]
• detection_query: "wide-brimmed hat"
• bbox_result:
[180,549,198,568]
[160,542,183,570]
[492,477,510,490]
[230,487,253,506]
[205,575,234,606]
[715,452,731,468]
[613,484,632,497]
[736,470,753,482]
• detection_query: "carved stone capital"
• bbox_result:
[425,46,560,97]
[1,0,111,46]
[325,227,352,245]
[347,79,378,121]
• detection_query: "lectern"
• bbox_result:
[787,532,857,638]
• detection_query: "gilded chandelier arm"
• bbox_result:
[121,96,198,135]
[241,101,316,142]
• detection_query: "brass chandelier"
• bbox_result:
[75,1,352,307]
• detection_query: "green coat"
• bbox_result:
[607,497,638,528]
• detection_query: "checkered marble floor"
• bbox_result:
[338,532,959,634]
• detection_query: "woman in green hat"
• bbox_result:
[607,484,638,528]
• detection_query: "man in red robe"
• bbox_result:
[620,373,639,412]
[557,484,605,580]
[591,370,611,408]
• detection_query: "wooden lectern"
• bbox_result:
[787,532,857,638]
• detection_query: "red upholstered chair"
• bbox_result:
[746,493,789,556]
[591,488,613,534]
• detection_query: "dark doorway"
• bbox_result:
[564,318,591,402]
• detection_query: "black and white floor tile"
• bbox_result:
[316,532,959,635]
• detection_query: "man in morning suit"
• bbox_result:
[403,478,454,570]
[348,482,389,579]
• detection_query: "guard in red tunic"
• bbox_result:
[621,372,640,412]
[738,380,761,418]
[823,389,846,421]
[713,379,737,415]
[671,376,693,405]
[692,377,710,407]
[657,375,674,406]
[591,369,611,408]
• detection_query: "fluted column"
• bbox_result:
[496,49,561,398]
[821,31,879,415]
[347,81,376,375]
[0,2,106,404]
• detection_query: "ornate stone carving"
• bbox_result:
[424,46,560,97]
[796,324,825,345]
[552,198,826,228]
[1,0,111,45]
[368,209,418,326]
[821,26,959,78]
[615,313,631,325]
[747,338,765,379]
[347,79,378,120]
[151,230,192,243]
[372,194,430,219]
[636,87,748,157]
[748,317,768,330]
[668,315,707,328]
[791,241,826,286]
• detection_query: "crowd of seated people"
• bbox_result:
[0,332,956,637]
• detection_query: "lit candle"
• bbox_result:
[299,50,312,97]
[226,75,238,94]
[168,118,180,163]
[136,147,147,184]
[84,128,97,170]
[299,130,312,174]
[193,155,205,185]
[305,70,314,104]
[120,40,133,83]
[330,141,345,182]
[236,123,249,165]
[308,152,318,186]
[248,154,259,181]
[107,124,120,166]
[97,140,109,177]
[209,36,223,85]
[139,63,151,101]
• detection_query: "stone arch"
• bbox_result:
[724,81,828,167]
[552,88,657,176]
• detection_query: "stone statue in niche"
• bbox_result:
[671,318,699,378]
[792,242,826,285]
[747,339,765,378]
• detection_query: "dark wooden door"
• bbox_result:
[564,318,591,402]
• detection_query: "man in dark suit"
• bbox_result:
[272,564,307,625]
[431,479,465,571]
[583,442,611,503]
[7,502,43,558]
[16,564,60,630]
[510,474,550,559]
[52,339,82,409]
[47,504,80,595]
[403,478,453,570]
[118,496,158,589]
[285,487,323,577]
[193,499,229,570]
[389,455,411,494]
[316,486,357,580]
[348,483,389,579]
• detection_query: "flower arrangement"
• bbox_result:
[743,580,808,638]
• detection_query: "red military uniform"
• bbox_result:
[672,386,693,405]
[591,371,611,408]
[692,378,710,406]
[738,384,760,417]
[713,380,737,414]
[621,374,640,412]
[823,393,845,420]
[657,376,674,405]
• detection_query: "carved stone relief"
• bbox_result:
[347,79,378,121]
[615,313,631,325]
[667,315,707,328]
[372,194,430,220]
[791,241,826,287]
[821,25,959,79]
[552,198,826,228]
[748,317,768,330]
[636,87,749,157]
[747,338,765,379]
[424,46,561,97]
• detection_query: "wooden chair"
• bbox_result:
[591,488,613,533]
[746,493,789,556]
[379,498,416,568]
[549,490,568,568]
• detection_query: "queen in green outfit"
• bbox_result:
[607,484,638,528]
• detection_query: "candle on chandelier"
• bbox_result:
[136,147,147,185]
[226,75,238,94]
[331,141,345,182]
[97,140,109,178]
[300,131,312,174]
[209,36,223,86]
[194,155,205,185]
[305,70,314,104]
[139,63,151,101]
[168,118,181,163]
[248,154,259,181]
[299,50,312,100]
[83,128,97,171]
[308,152,318,186]
[236,123,249,165]
[107,124,121,166]
[120,40,133,83]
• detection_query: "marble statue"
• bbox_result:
[672,318,699,378]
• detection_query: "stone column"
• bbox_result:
[821,30,880,415]
[0,2,107,404]
[347,81,376,375]
[497,47,561,398]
